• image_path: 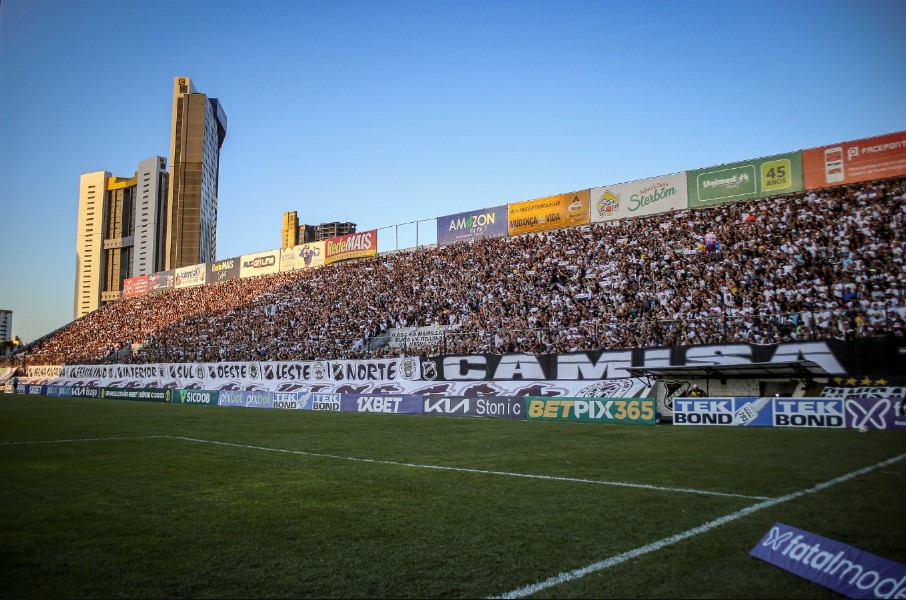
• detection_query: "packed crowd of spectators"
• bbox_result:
[9,176,906,366]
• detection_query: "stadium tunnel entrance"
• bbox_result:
[626,360,830,422]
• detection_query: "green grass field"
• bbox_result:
[1,394,904,599]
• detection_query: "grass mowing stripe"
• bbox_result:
[164,435,771,500]
[490,451,906,599]
[0,435,166,445]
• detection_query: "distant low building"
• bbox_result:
[281,211,356,248]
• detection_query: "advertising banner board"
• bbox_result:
[325,231,377,265]
[687,152,804,208]
[174,264,206,289]
[422,395,524,419]
[437,205,509,246]
[342,394,424,415]
[525,397,656,424]
[207,257,240,283]
[507,191,590,236]
[148,270,175,293]
[750,522,906,599]
[102,387,171,402]
[240,250,280,278]
[590,173,688,222]
[122,275,149,299]
[802,131,906,190]
[280,242,325,272]
[172,389,219,405]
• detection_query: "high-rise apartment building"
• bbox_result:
[281,211,356,247]
[0,310,11,343]
[73,157,168,318]
[281,211,299,249]
[165,76,227,269]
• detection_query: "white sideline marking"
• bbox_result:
[162,435,769,500]
[489,452,906,599]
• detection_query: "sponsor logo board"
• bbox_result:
[507,191,590,236]
[590,173,688,223]
[750,522,906,599]
[437,205,509,246]
[422,395,524,419]
[324,231,377,265]
[525,397,656,424]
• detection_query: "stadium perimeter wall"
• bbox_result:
[12,338,906,426]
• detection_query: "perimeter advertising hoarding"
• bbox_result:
[437,205,508,246]
[240,250,280,278]
[525,397,656,424]
[342,394,424,415]
[280,241,325,272]
[122,275,149,299]
[206,257,240,283]
[172,389,218,405]
[802,130,906,190]
[325,230,377,265]
[101,387,171,402]
[669,397,898,428]
[148,270,175,293]
[422,395,524,419]
[507,191,590,236]
[174,264,206,289]
[687,151,804,208]
[590,173,689,223]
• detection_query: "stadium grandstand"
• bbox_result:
[4,176,904,368]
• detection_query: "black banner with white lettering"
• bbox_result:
[418,338,906,381]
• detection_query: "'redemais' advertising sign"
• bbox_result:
[802,130,906,190]
[240,249,280,278]
[206,257,240,283]
[280,242,325,272]
[687,151,804,208]
[590,173,688,222]
[437,205,509,246]
[324,230,377,265]
[525,397,656,424]
[507,191,590,236]
[174,264,206,289]
[122,275,149,299]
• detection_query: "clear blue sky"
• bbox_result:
[1,0,904,344]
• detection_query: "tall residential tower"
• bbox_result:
[165,76,227,269]
[73,157,169,318]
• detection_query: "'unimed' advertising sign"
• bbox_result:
[687,152,804,208]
